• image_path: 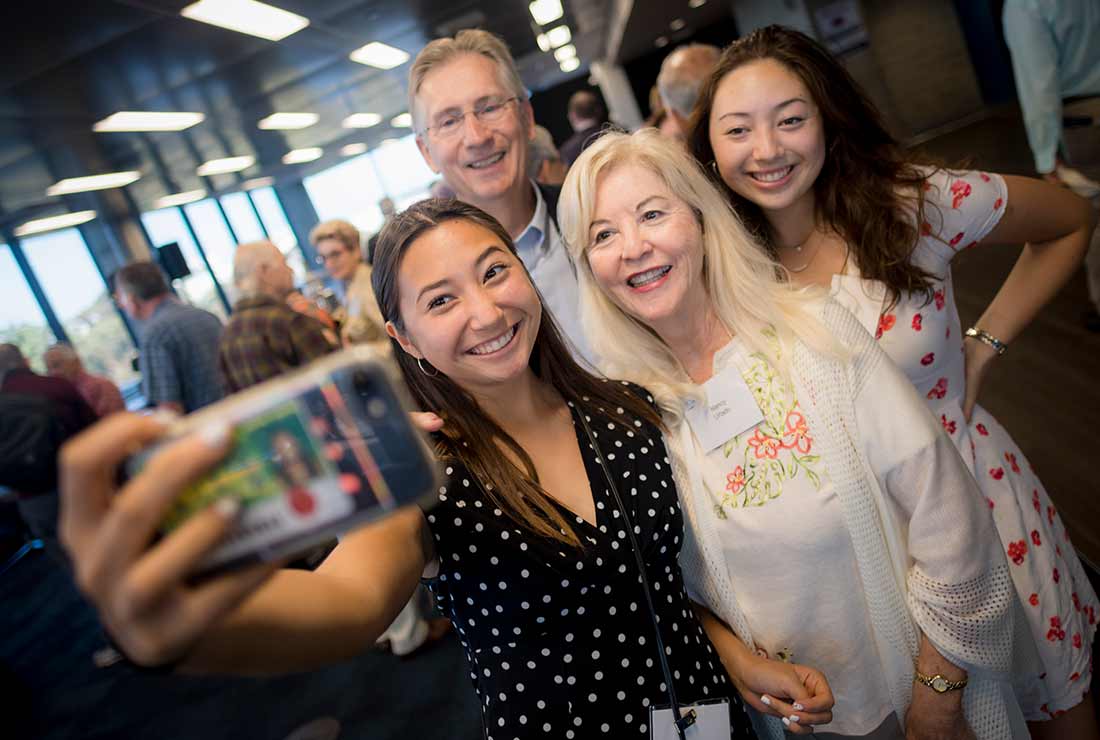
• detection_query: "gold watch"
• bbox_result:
[914,669,968,693]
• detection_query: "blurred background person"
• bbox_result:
[527,124,568,186]
[113,262,224,414]
[309,219,387,347]
[43,343,124,418]
[559,90,610,165]
[656,43,721,143]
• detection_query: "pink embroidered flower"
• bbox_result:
[940,415,956,434]
[1007,539,1028,565]
[912,313,923,331]
[976,423,989,436]
[920,352,935,366]
[949,231,965,247]
[1005,452,1020,474]
[781,409,812,453]
[748,430,781,459]
[950,180,972,208]
[990,467,1004,480]
[725,466,746,495]
[993,197,1003,210]
[934,289,945,310]
[1053,568,1061,584]
[1029,593,1039,607]
[926,377,948,400]
[1031,530,1042,547]
[875,313,896,340]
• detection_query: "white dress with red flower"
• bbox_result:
[830,168,1097,719]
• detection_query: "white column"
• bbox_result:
[590,60,644,131]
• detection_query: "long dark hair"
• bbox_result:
[688,25,938,309]
[372,198,661,546]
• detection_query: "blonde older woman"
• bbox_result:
[557,129,1028,740]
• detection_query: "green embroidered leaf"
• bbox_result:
[723,439,736,457]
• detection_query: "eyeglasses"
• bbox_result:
[421,96,520,139]
[314,249,350,266]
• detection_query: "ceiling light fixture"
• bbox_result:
[46,171,141,196]
[655,36,670,48]
[153,190,207,209]
[14,210,97,237]
[197,155,255,176]
[529,0,563,25]
[340,143,369,157]
[688,0,706,8]
[553,44,577,63]
[380,138,400,147]
[560,57,581,73]
[93,111,205,132]
[536,33,550,52]
[349,42,410,69]
[342,112,382,128]
[241,176,275,190]
[282,147,323,164]
[669,18,686,31]
[180,0,308,41]
[390,112,412,128]
[547,25,572,47]
[257,112,319,130]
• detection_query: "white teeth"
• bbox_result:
[469,325,516,355]
[627,266,671,287]
[469,152,505,169]
[750,165,793,183]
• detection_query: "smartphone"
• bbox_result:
[133,346,440,575]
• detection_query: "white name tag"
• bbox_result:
[650,700,731,740]
[684,365,765,453]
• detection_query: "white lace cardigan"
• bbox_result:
[663,301,1028,740]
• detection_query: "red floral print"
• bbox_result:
[1070,672,1081,682]
[780,409,812,453]
[1047,615,1066,642]
[940,415,956,434]
[1073,633,1082,649]
[979,173,991,182]
[949,231,965,247]
[748,430,781,459]
[950,180,972,208]
[934,289,945,310]
[1032,489,1041,512]
[993,197,1003,209]
[1053,567,1061,584]
[976,423,989,436]
[1048,505,1056,525]
[945,326,950,339]
[920,221,932,236]
[1005,452,1020,474]
[1031,530,1042,546]
[911,313,923,331]
[990,467,1005,480]
[726,466,746,495]
[985,497,995,509]
[920,352,935,366]
[875,313,896,340]
[1029,593,1039,607]
[927,377,948,400]
[1087,606,1096,625]
[1007,539,1028,565]
[1073,593,1081,611]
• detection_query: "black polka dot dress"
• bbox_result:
[424,388,754,739]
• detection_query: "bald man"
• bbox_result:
[218,241,335,393]
[43,344,124,417]
[656,43,721,141]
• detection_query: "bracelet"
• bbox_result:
[964,327,1007,355]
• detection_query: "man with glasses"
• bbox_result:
[309,219,386,347]
[410,29,593,364]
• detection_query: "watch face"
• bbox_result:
[931,676,949,692]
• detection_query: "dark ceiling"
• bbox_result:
[0,0,729,227]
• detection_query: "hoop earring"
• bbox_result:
[416,357,439,377]
[709,160,719,175]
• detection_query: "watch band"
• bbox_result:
[964,326,1007,355]
[914,669,968,693]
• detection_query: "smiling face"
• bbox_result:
[388,218,541,397]
[584,163,707,335]
[708,58,826,221]
[315,237,360,282]
[414,54,534,209]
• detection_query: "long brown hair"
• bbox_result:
[688,25,938,309]
[372,199,661,546]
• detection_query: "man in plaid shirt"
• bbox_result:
[219,241,335,393]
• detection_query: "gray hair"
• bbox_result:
[408,29,528,132]
[657,43,721,118]
[528,125,561,179]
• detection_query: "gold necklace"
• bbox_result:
[779,229,823,274]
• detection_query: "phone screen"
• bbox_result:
[151,359,437,572]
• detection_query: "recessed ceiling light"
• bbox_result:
[655,36,670,48]
[536,33,551,52]
[342,112,382,128]
[670,18,686,31]
[380,138,400,147]
[153,190,207,209]
[93,111,205,132]
[257,112,319,130]
[282,147,323,164]
[560,57,581,73]
[529,0,563,25]
[688,0,706,8]
[547,25,572,48]
[46,171,141,196]
[180,0,308,41]
[553,44,577,63]
[349,42,410,69]
[390,113,412,128]
[14,210,97,237]
[340,143,369,157]
[241,176,274,190]
[197,155,255,176]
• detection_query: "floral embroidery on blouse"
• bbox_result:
[713,348,822,513]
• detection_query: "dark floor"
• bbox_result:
[2,106,1098,739]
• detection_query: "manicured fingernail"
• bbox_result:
[792,703,804,711]
[213,496,240,519]
[789,715,800,724]
[199,421,230,447]
[760,695,771,706]
[781,717,790,727]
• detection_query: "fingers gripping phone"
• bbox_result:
[132,347,440,575]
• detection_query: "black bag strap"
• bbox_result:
[577,412,696,740]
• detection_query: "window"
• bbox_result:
[0,245,56,373]
[303,152,389,237]
[249,187,307,280]
[219,192,266,244]
[183,199,237,285]
[19,230,139,387]
[369,135,435,206]
[141,208,229,317]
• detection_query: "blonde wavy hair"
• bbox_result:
[558,128,837,423]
